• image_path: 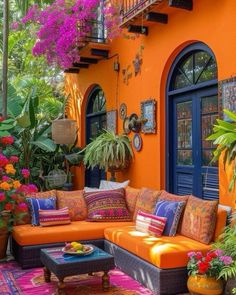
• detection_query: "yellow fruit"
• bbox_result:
[71,242,78,247]
[74,244,84,251]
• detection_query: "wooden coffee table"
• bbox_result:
[40,244,115,294]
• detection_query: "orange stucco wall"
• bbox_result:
[65,0,236,207]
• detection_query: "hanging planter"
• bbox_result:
[45,166,67,188]
[52,119,77,145]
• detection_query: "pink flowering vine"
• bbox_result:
[21,0,120,68]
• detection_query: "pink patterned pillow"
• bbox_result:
[136,210,167,237]
[84,188,131,221]
[39,207,71,226]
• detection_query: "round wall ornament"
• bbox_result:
[119,103,127,120]
[133,133,142,152]
[123,117,131,134]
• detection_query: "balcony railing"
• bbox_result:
[121,0,163,24]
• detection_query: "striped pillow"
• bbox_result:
[84,188,131,221]
[136,210,167,237]
[39,207,71,227]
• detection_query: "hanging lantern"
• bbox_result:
[52,119,77,144]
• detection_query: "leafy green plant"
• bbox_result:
[207,109,236,191]
[82,130,133,180]
[213,214,236,284]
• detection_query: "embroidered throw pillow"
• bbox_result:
[99,180,130,190]
[14,190,57,225]
[57,190,87,221]
[125,186,140,217]
[154,200,186,236]
[136,210,167,237]
[133,188,162,220]
[84,188,131,221]
[26,197,57,226]
[39,207,71,226]
[180,195,218,244]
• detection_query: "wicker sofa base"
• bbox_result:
[11,238,104,269]
[104,240,188,295]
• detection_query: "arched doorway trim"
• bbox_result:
[166,42,218,199]
[85,85,106,187]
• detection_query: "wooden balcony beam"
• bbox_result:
[72,63,89,68]
[91,48,109,58]
[168,0,193,10]
[64,68,80,73]
[146,12,168,24]
[80,57,98,64]
[128,25,148,35]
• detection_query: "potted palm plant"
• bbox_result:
[82,130,133,181]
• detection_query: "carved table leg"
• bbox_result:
[102,271,110,292]
[43,267,51,282]
[57,278,66,295]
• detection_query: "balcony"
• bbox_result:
[120,0,193,33]
[65,4,111,73]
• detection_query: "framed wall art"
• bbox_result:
[140,99,157,133]
[219,76,236,121]
[106,110,117,133]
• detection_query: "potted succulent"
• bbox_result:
[82,130,133,181]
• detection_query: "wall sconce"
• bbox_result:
[128,113,148,133]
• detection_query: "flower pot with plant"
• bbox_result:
[82,130,133,181]
[187,250,233,295]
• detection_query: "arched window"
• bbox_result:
[171,50,217,90]
[87,88,106,114]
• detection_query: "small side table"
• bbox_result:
[40,245,115,294]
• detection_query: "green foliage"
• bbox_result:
[213,214,236,281]
[83,130,133,171]
[207,109,236,191]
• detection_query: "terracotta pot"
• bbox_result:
[0,232,9,259]
[187,275,223,295]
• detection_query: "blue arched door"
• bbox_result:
[167,44,219,199]
[85,86,106,187]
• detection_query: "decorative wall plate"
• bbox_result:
[119,103,127,120]
[133,134,142,152]
[123,117,131,134]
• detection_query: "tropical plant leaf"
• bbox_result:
[31,137,57,152]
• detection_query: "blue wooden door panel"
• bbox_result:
[170,86,219,199]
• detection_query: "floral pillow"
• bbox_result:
[84,188,131,222]
[57,190,87,221]
[26,196,57,226]
[133,187,162,220]
[180,195,218,244]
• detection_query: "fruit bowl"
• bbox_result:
[62,244,94,256]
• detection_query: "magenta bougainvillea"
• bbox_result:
[21,0,120,68]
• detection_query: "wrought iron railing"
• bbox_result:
[121,0,163,21]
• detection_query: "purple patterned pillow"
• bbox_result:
[84,188,131,221]
[154,200,186,236]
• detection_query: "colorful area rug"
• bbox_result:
[0,261,154,295]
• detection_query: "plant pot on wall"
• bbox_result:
[0,211,11,260]
[52,119,77,145]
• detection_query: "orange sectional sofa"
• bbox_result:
[11,187,230,295]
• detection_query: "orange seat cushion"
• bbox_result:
[12,221,134,246]
[104,226,211,269]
